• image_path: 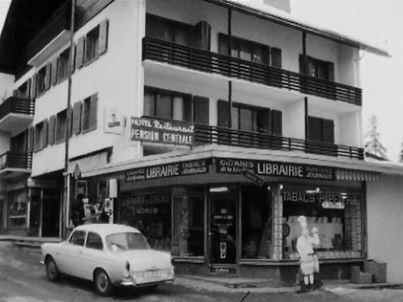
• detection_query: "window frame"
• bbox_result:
[36,66,48,96]
[55,110,67,144]
[57,48,70,83]
[85,232,104,250]
[69,230,87,246]
[84,25,100,64]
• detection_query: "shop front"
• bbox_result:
[83,155,376,283]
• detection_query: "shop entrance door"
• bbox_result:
[42,189,61,237]
[208,187,238,273]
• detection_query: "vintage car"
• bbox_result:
[41,224,174,295]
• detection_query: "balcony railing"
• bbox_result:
[0,152,32,171]
[26,0,72,63]
[143,37,362,106]
[194,124,364,160]
[0,97,35,121]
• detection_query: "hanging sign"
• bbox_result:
[241,169,265,187]
[131,117,194,146]
[216,158,334,180]
[126,159,209,182]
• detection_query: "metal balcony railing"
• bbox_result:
[0,152,32,171]
[143,37,362,106]
[0,97,35,121]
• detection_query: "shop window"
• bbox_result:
[172,187,205,257]
[119,191,172,251]
[281,185,363,260]
[241,186,272,259]
[55,110,67,143]
[7,190,27,228]
[57,48,70,82]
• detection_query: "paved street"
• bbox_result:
[1,242,403,302]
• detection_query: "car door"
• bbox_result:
[81,232,107,280]
[60,230,87,278]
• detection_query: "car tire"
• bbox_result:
[94,269,114,296]
[144,284,159,291]
[45,257,60,282]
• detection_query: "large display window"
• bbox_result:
[281,185,363,260]
[119,191,171,251]
[7,190,27,228]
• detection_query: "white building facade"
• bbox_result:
[0,0,402,283]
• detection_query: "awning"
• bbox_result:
[336,169,381,182]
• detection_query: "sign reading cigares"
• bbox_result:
[131,117,194,146]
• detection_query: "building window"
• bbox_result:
[300,55,335,81]
[57,48,70,81]
[34,120,48,151]
[85,26,100,63]
[82,94,98,132]
[119,191,172,251]
[7,190,27,228]
[36,66,48,95]
[55,110,67,143]
[281,185,363,260]
[10,130,28,153]
[241,186,272,259]
[144,88,192,122]
[308,116,334,143]
[14,80,31,99]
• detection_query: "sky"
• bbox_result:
[0,0,401,160]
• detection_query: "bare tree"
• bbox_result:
[364,115,388,160]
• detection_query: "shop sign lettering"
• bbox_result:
[126,159,209,182]
[282,191,356,207]
[131,117,194,146]
[216,158,334,180]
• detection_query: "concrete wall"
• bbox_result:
[366,175,403,283]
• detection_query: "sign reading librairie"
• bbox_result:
[216,158,334,180]
[131,117,194,146]
[126,159,209,182]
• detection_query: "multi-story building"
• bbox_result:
[0,0,402,283]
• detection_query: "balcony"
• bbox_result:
[0,152,32,179]
[143,37,362,106]
[27,1,73,67]
[0,97,35,134]
[194,124,364,160]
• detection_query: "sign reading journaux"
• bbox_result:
[131,117,194,146]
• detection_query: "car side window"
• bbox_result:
[86,232,103,250]
[69,230,86,246]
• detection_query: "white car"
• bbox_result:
[41,224,174,295]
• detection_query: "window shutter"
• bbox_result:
[183,97,192,122]
[194,96,209,125]
[271,110,282,136]
[193,21,211,51]
[72,102,82,135]
[270,47,282,68]
[217,100,230,128]
[68,106,73,137]
[75,37,85,69]
[44,63,51,90]
[51,57,58,86]
[26,79,32,99]
[48,115,56,145]
[257,109,271,133]
[98,20,109,55]
[43,120,49,148]
[322,119,334,144]
[34,126,39,152]
[218,34,229,55]
[89,94,98,130]
[27,127,34,153]
[328,62,335,82]
[70,46,75,73]
[307,116,321,141]
[30,74,37,98]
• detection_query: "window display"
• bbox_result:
[7,190,27,228]
[281,186,363,260]
[119,191,171,251]
[241,186,272,259]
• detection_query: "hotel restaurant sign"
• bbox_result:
[216,158,335,180]
[131,117,194,146]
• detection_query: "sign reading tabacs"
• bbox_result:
[131,117,194,146]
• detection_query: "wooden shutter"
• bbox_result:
[48,115,56,145]
[257,109,271,133]
[44,63,51,90]
[183,97,192,122]
[68,106,73,137]
[27,127,34,153]
[307,116,321,141]
[271,110,282,136]
[26,79,32,99]
[328,62,335,82]
[42,120,49,148]
[89,94,98,130]
[75,37,85,69]
[322,119,334,143]
[30,74,37,98]
[72,102,82,135]
[98,20,109,55]
[218,34,228,55]
[194,96,210,125]
[51,57,58,86]
[193,21,211,51]
[217,100,230,128]
[270,47,282,68]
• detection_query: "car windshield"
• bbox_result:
[106,232,150,251]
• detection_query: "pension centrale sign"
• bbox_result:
[131,117,194,146]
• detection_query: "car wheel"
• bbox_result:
[45,257,60,282]
[94,269,114,296]
[144,284,159,292]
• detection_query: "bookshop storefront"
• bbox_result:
[85,156,378,282]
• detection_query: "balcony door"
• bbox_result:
[10,131,28,154]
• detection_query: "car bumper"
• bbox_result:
[120,278,174,287]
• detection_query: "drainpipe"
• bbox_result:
[302,31,309,140]
[227,7,232,129]
[63,0,76,239]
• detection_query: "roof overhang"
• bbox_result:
[205,0,390,58]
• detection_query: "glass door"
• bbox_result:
[209,186,238,266]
